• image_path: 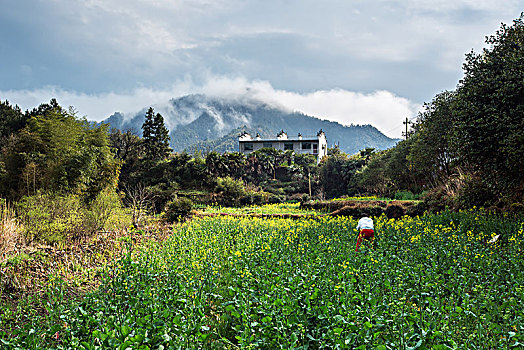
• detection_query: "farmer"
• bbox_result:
[355,214,374,252]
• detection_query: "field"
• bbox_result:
[197,202,323,216]
[1,209,524,349]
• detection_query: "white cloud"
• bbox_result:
[0,76,420,138]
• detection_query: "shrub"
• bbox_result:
[164,197,193,223]
[215,177,246,206]
[268,194,285,204]
[240,191,269,206]
[87,188,124,231]
[456,174,495,209]
[394,191,416,200]
[16,193,91,244]
[422,187,454,213]
[147,184,176,214]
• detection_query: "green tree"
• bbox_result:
[319,148,371,198]
[0,100,27,142]
[355,150,391,196]
[409,91,455,188]
[452,15,524,200]
[142,107,171,162]
[0,100,120,200]
[109,129,144,188]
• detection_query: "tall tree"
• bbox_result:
[409,91,456,187]
[452,15,524,199]
[141,107,171,162]
[0,100,27,143]
[109,129,144,188]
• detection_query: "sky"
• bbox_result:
[0,0,521,138]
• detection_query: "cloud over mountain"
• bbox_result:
[1,76,419,138]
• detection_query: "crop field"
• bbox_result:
[2,209,524,349]
[198,202,323,216]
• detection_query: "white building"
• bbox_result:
[238,129,328,164]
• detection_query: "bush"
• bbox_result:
[16,193,92,244]
[456,175,495,209]
[87,188,125,231]
[268,194,285,204]
[164,197,193,223]
[215,177,246,206]
[394,191,416,200]
[422,187,454,213]
[240,191,269,206]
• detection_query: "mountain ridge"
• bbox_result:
[104,94,400,155]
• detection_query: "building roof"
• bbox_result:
[239,129,326,142]
[239,137,320,143]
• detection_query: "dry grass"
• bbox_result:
[0,218,175,335]
[0,202,25,263]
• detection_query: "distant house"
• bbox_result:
[238,129,328,164]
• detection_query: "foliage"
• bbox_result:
[164,197,193,223]
[205,151,246,180]
[109,129,143,188]
[13,189,128,246]
[0,100,120,201]
[0,100,27,142]
[200,202,320,216]
[87,188,127,231]
[15,193,90,244]
[141,107,171,163]
[215,176,246,206]
[451,15,524,200]
[320,148,373,198]
[3,210,524,348]
[352,16,524,208]
[394,190,416,201]
[409,91,455,187]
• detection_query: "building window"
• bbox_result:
[284,143,294,150]
[263,142,273,148]
[302,142,312,150]
[244,142,253,151]
[313,143,318,154]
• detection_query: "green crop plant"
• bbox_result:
[2,209,523,348]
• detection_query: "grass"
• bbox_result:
[1,208,523,348]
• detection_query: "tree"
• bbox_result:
[451,15,524,200]
[409,91,455,188]
[0,100,120,200]
[0,100,27,143]
[109,129,144,188]
[355,150,391,196]
[141,107,171,162]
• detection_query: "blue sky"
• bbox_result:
[0,0,521,137]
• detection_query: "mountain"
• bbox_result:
[104,94,400,155]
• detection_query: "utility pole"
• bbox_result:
[403,117,409,139]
